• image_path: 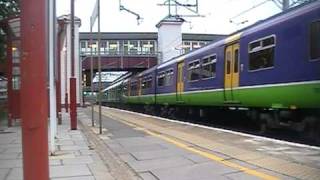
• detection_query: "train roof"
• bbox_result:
[156,1,320,70]
[240,0,320,37]
[110,1,320,81]
[156,39,225,69]
[102,72,132,92]
[102,80,124,92]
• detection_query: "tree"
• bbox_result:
[0,0,20,64]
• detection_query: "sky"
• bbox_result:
[56,0,282,35]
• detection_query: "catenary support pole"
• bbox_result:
[70,0,77,130]
[98,0,102,134]
[20,0,49,179]
[49,0,57,154]
[90,18,95,127]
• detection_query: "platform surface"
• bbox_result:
[80,106,320,180]
[1,107,319,180]
[0,112,114,180]
[87,106,320,180]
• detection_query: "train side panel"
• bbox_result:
[235,2,320,109]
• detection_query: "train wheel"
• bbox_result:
[259,113,271,134]
[302,116,320,142]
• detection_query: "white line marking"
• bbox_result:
[104,106,320,151]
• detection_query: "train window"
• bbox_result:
[157,72,166,87]
[234,49,239,73]
[147,77,153,89]
[310,21,320,60]
[226,52,231,74]
[142,76,153,89]
[123,84,128,96]
[142,80,146,89]
[165,69,174,86]
[249,41,261,51]
[262,37,274,47]
[249,35,275,71]
[188,60,201,81]
[130,82,138,96]
[202,55,217,79]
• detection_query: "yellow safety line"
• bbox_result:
[99,110,280,180]
[145,130,279,180]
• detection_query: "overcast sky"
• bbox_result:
[56,0,281,35]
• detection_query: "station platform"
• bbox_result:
[86,106,320,180]
[1,107,319,180]
[0,111,114,180]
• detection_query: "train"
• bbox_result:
[102,1,320,140]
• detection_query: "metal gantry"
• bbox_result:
[158,0,203,18]
[119,0,143,25]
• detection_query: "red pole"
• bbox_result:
[56,31,62,124]
[70,77,77,129]
[20,0,49,179]
[65,93,69,112]
[70,0,77,130]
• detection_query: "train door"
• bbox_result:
[224,43,240,103]
[176,61,184,102]
[138,78,142,96]
[128,80,131,97]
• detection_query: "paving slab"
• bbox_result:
[50,159,63,166]
[182,153,211,164]
[60,145,89,151]
[51,176,95,180]
[50,160,93,178]
[224,171,262,180]
[79,149,95,156]
[0,169,9,180]
[151,162,235,180]
[3,147,22,153]
[131,148,190,161]
[0,153,19,160]
[254,168,295,180]
[115,137,163,147]
[127,156,194,172]
[62,156,94,165]
[56,140,75,146]
[138,172,158,180]
[120,143,167,153]
[6,168,22,180]
[119,154,138,162]
[0,159,22,168]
